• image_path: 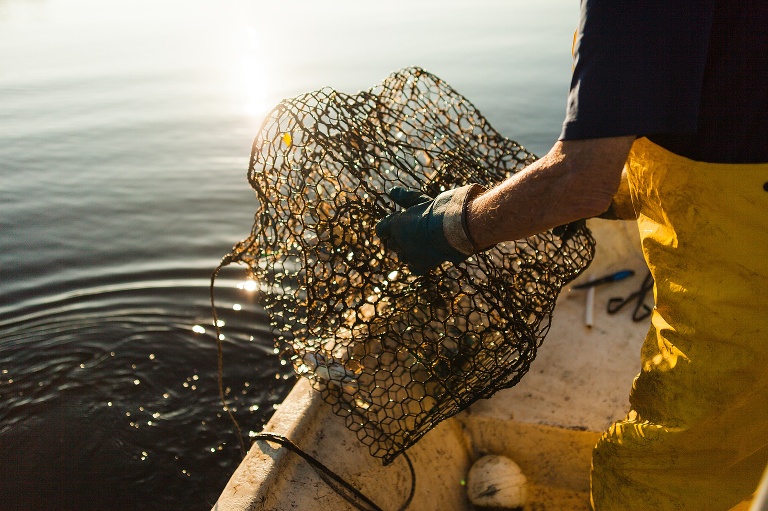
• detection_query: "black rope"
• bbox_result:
[253,432,416,511]
[210,256,247,457]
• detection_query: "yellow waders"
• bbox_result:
[590,138,768,511]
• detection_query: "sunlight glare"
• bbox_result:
[241,26,271,118]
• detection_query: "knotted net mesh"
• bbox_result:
[222,67,594,464]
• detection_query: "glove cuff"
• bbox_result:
[439,184,485,256]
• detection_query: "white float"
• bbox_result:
[467,454,527,509]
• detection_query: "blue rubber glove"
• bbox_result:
[375,185,484,275]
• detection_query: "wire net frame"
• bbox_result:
[223,67,595,465]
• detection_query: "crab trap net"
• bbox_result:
[219,67,594,465]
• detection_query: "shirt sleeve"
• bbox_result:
[559,0,715,141]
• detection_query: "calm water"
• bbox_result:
[0,1,576,509]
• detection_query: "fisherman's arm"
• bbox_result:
[465,136,635,249]
[375,135,635,274]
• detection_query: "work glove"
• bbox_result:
[375,184,485,275]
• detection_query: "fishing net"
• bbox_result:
[220,67,594,465]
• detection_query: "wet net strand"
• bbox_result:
[219,67,594,465]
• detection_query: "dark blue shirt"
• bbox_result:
[560,0,768,163]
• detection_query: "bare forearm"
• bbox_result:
[466,136,635,248]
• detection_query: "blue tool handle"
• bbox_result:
[573,269,635,289]
[607,269,634,282]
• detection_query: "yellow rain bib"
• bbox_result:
[590,137,768,511]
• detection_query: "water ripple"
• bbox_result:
[0,269,295,511]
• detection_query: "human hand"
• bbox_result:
[375,184,483,275]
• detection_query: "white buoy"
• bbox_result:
[467,454,527,509]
